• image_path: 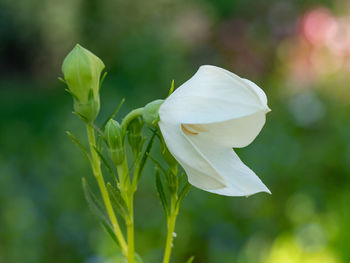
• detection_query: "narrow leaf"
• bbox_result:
[135,253,143,263]
[155,169,169,218]
[81,178,119,246]
[66,131,92,163]
[168,79,175,97]
[101,221,119,245]
[148,155,167,177]
[58,77,66,84]
[64,88,80,101]
[133,131,156,186]
[107,182,130,220]
[148,155,174,191]
[82,178,109,224]
[91,122,104,137]
[93,146,117,182]
[178,171,186,185]
[102,98,125,130]
[99,71,108,91]
[82,178,120,246]
[72,111,89,123]
[176,182,191,209]
[186,256,195,263]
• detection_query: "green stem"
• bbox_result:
[163,198,178,263]
[121,108,143,130]
[86,124,128,256]
[126,196,135,263]
[116,154,135,263]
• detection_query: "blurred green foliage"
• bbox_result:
[1,0,350,262]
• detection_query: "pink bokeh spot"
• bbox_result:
[301,7,338,46]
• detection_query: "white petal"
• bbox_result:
[241,78,269,108]
[158,65,270,196]
[182,111,266,148]
[186,134,270,196]
[158,119,227,190]
[159,65,269,125]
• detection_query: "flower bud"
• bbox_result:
[62,44,105,121]
[104,119,125,164]
[127,117,144,158]
[142,99,164,127]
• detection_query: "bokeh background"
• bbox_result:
[1,0,350,262]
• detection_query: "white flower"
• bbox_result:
[158,65,271,196]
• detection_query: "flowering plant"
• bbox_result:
[60,44,270,263]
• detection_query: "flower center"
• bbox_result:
[181,124,208,135]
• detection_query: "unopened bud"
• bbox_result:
[142,99,164,127]
[127,117,144,158]
[61,44,105,121]
[104,119,125,164]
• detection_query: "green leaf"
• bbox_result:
[176,182,191,209]
[98,98,125,153]
[64,89,79,101]
[93,146,118,182]
[82,178,108,223]
[186,256,195,263]
[72,111,89,123]
[90,122,104,137]
[135,253,143,263]
[168,79,175,97]
[133,130,156,187]
[98,96,124,150]
[178,171,186,184]
[148,154,167,177]
[66,131,92,164]
[107,182,129,220]
[99,71,108,91]
[155,169,169,218]
[101,220,119,245]
[112,252,143,263]
[58,76,66,84]
[81,178,119,246]
[102,98,125,130]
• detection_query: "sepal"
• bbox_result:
[142,99,164,127]
[127,117,144,158]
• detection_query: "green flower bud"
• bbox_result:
[62,44,105,121]
[142,99,164,127]
[104,119,125,164]
[127,117,144,158]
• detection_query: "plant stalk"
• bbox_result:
[86,124,128,256]
[163,198,178,263]
[126,196,135,263]
[116,155,135,263]
[121,108,143,130]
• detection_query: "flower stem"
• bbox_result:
[126,196,135,263]
[121,108,143,130]
[116,157,136,263]
[86,124,128,256]
[163,198,178,263]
